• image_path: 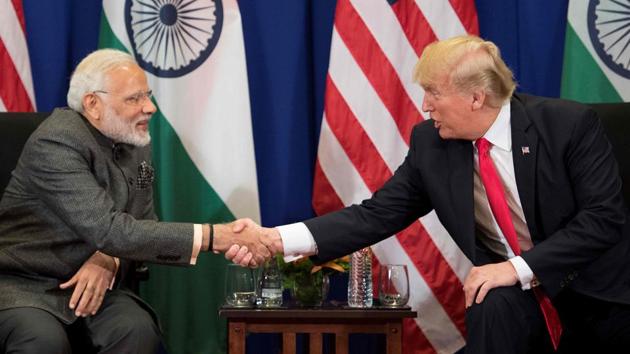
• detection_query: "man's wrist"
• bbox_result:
[209,224,214,253]
[269,227,284,254]
[508,256,534,290]
[94,251,116,271]
[201,224,210,251]
[212,224,230,252]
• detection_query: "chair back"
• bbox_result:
[0,112,49,198]
[589,103,630,206]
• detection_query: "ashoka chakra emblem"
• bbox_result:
[125,0,223,78]
[587,0,630,79]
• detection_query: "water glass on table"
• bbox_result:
[224,264,256,308]
[378,264,409,307]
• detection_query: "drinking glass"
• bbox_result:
[378,264,409,307]
[224,264,256,307]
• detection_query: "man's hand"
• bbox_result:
[59,251,117,317]
[213,218,281,266]
[463,261,519,308]
[221,218,283,267]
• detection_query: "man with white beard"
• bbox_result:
[0,49,268,353]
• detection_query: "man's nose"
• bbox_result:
[421,95,432,112]
[143,98,157,114]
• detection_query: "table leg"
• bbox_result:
[309,332,322,354]
[283,332,296,354]
[228,321,246,354]
[386,322,402,354]
[335,333,348,354]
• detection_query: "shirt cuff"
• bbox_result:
[509,256,534,290]
[109,257,120,290]
[190,224,203,265]
[277,222,317,262]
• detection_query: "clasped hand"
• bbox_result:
[215,218,283,267]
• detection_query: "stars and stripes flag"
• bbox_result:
[312,0,478,352]
[0,0,36,112]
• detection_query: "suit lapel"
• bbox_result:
[510,97,540,240]
[447,140,476,258]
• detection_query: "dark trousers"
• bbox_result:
[464,286,630,354]
[0,291,161,354]
[555,289,630,353]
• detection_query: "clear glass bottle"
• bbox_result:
[347,247,373,308]
[258,258,283,307]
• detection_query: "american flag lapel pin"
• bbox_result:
[521,146,530,155]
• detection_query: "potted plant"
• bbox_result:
[278,255,349,306]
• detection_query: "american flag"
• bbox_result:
[0,0,36,112]
[312,0,478,352]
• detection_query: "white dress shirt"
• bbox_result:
[473,102,535,289]
[278,101,536,289]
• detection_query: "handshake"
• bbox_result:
[213,218,284,267]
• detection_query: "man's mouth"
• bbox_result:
[136,120,149,131]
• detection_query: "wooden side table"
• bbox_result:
[219,305,416,354]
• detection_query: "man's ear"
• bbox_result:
[471,89,486,111]
[82,93,101,120]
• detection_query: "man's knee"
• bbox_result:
[0,308,70,354]
[93,307,161,354]
[464,287,550,354]
[112,312,160,343]
[466,287,518,323]
[12,330,71,354]
[465,286,542,339]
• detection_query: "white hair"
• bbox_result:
[67,49,137,113]
[100,104,151,147]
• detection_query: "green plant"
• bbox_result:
[278,255,349,288]
[277,255,349,306]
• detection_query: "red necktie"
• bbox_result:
[476,137,562,350]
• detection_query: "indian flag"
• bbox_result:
[99,1,259,353]
[561,0,630,102]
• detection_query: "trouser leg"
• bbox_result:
[556,289,630,354]
[464,286,553,354]
[0,307,71,354]
[83,290,161,354]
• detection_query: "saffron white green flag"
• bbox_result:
[561,0,630,102]
[99,1,260,353]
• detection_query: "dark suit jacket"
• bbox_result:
[0,108,195,323]
[305,94,630,304]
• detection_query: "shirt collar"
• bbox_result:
[478,101,511,152]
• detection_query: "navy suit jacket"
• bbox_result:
[305,94,630,303]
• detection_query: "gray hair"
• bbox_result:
[67,49,137,113]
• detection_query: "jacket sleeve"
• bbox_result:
[306,126,434,263]
[21,131,194,265]
[521,108,627,297]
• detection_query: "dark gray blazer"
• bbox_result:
[0,108,194,323]
[306,94,630,304]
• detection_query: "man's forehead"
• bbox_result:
[422,75,450,93]
[106,63,144,78]
[104,64,148,90]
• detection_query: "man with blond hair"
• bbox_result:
[231,36,630,353]
[0,49,267,353]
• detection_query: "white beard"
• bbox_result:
[100,106,151,147]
